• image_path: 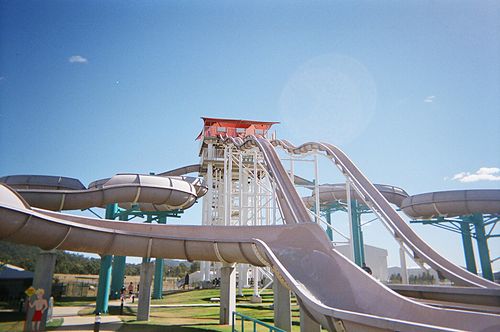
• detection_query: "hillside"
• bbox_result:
[0,241,198,277]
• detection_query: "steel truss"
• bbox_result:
[200,140,281,298]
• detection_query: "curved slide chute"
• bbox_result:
[0,184,499,331]
[267,138,499,289]
[303,183,409,208]
[401,190,500,219]
[0,170,207,212]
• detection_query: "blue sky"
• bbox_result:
[1,1,499,269]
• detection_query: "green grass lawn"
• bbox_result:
[0,312,63,332]
[1,288,323,331]
[75,288,304,331]
[54,296,96,307]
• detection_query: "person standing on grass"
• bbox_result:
[184,273,190,289]
[29,288,48,332]
[127,282,134,297]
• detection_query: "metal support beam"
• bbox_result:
[346,180,354,261]
[350,200,364,267]
[460,221,477,274]
[471,214,494,281]
[325,209,333,241]
[110,213,127,300]
[96,203,117,313]
[95,255,112,314]
[313,153,320,223]
[110,255,126,299]
[152,258,164,299]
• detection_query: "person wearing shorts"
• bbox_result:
[29,288,48,332]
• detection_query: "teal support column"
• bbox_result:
[459,220,477,274]
[325,209,333,241]
[110,256,126,299]
[471,214,493,281]
[110,213,128,299]
[350,200,364,266]
[96,204,117,313]
[96,255,113,313]
[358,216,366,265]
[152,258,164,299]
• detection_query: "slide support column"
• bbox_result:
[325,209,333,241]
[273,275,291,332]
[137,259,154,321]
[96,255,113,314]
[300,302,321,332]
[111,213,128,299]
[471,214,493,281]
[350,200,364,266]
[219,263,236,325]
[96,204,117,313]
[27,250,57,331]
[460,219,477,274]
[152,258,164,299]
[110,256,126,299]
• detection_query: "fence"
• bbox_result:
[232,312,285,332]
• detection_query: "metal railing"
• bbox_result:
[232,312,285,332]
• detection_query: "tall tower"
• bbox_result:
[197,117,279,294]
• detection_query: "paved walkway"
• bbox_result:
[52,305,122,332]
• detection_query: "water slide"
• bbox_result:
[401,190,500,219]
[303,183,409,209]
[302,181,500,220]
[1,137,499,330]
[269,138,499,289]
[0,185,499,330]
[0,172,207,212]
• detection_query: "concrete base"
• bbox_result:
[136,261,154,321]
[300,304,321,332]
[273,276,291,332]
[27,250,57,332]
[219,263,236,325]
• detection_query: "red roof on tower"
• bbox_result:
[197,117,279,140]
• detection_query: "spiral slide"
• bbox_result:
[1,138,499,331]
[0,171,207,212]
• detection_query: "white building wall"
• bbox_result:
[335,244,388,281]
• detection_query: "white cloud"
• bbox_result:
[424,95,435,103]
[68,55,88,64]
[451,167,500,183]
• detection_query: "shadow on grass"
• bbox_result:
[119,322,228,331]
[48,321,122,331]
[0,311,24,323]
[108,305,137,316]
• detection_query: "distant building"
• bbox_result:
[388,266,425,279]
[0,263,34,300]
[335,244,388,281]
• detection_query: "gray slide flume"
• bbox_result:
[0,183,499,331]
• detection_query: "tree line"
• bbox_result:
[0,241,199,277]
